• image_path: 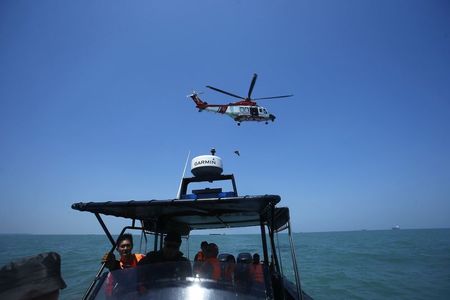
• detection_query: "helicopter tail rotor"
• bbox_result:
[187,91,208,109]
[186,90,204,98]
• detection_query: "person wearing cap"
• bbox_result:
[102,233,145,271]
[0,252,66,300]
[199,243,221,280]
[250,253,264,284]
[194,241,208,262]
[138,232,192,279]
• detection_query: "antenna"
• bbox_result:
[176,150,191,199]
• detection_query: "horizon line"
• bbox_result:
[1,227,449,235]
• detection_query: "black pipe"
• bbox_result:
[260,219,269,264]
[95,213,115,247]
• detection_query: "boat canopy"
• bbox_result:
[72,195,290,235]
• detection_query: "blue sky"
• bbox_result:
[1,0,449,234]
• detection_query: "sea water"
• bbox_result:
[0,229,449,299]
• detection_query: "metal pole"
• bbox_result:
[139,227,148,254]
[176,150,191,199]
[231,174,238,195]
[153,232,158,251]
[186,235,190,260]
[269,205,281,274]
[153,220,158,251]
[260,220,269,264]
[260,219,274,299]
[276,231,284,272]
[288,221,303,300]
[95,213,115,247]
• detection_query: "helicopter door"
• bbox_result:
[250,107,259,116]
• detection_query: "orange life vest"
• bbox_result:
[195,251,206,262]
[201,257,221,280]
[251,263,264,284]
[119,253,145,269]
[105,253,145,296]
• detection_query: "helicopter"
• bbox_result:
[188,73,293,125]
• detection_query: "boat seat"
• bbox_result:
[218,253,235,263]
[235,253,252,286]
[236,252,252,264]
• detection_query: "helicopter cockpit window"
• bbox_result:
[263,109,267,114]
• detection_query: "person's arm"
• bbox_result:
[102,252,120,271]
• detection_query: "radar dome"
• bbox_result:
[191,155,223,177]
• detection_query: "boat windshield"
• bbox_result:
[92,261,269,300]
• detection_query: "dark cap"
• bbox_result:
[0,252,66,299]
[164,232,181,244]
[207,243,218,251]
[200,241,208,247]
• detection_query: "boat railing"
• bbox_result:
[287,220,303,300]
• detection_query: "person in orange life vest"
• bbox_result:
[102,233,145,270]
[194,241,208,262]
[250,253,264,284]
[193,241,208,274]
[199,243,221,280]
[102,234,145,297]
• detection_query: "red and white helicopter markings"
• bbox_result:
[188,74,293,126]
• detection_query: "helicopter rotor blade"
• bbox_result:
[247,73,258,99]
[206,85,244,100]
[253,94,294,100]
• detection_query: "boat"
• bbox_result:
[392,225,400,230]
[72,150,312,299]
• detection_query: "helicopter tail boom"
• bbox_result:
[189,93,208,110]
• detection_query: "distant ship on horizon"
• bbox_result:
[392,225,400,230]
